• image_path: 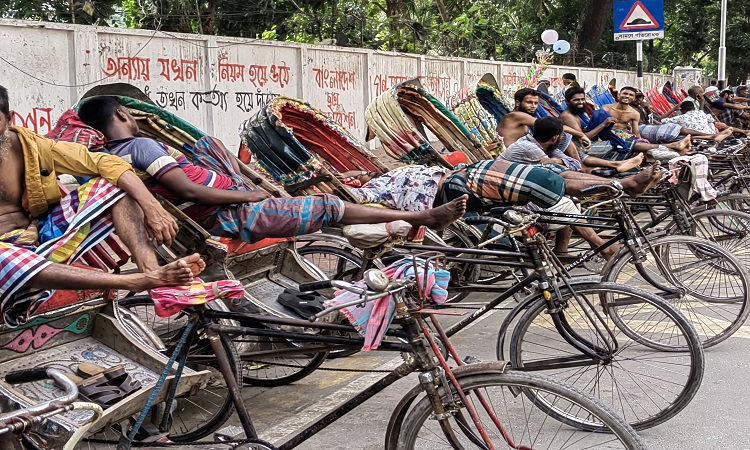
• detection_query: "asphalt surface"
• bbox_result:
[209,291,750,450]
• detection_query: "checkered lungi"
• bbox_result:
[438,160,566,210]
[192,137,346,243]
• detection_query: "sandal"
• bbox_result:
[77,363,143,396]
[77,373,126,408]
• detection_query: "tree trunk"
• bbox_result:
[385,0,403,51]
[568,0,614,65]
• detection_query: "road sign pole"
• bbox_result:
[636,40,644,90]
[718,0,728,89]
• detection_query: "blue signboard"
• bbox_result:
[613,0,664,41]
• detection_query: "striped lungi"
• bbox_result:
[1,178,126,326]
[639,123,682,143]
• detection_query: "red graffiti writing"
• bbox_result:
[326,111,357,130]
[11,108,53,135]
[326,92,340,110]
[158,58,199,82]
[418,75,456,101]
[372,74,410,97]
[218,57,246,83]
[501,72,526,87]
[101,56,151,81]
[313,68,356,91]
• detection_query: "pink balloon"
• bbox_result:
[541,29,559,45]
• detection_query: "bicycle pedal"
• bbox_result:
[463,356,482,364]
[215,425,245,441]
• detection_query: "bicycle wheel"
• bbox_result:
[667,209,750,267]
[603,235,750,347]
[295,245,364,282]
[396,371,646,450]
[118,296,328,387]
[506,282,704,431]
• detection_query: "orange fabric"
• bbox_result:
[218,236,293,255]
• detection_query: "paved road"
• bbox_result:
[210,290,750,450]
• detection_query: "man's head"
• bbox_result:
[0,86,11,152]
[514,88,540,115]
[737,86,748,97]
[720,89,735,101]
[564,87,587,116]
[687,85,704,99]
[532,116,564,149]
[77,96,140,139]
[618,86,638,105]
[562,73,576,86]
[680,101,696,114]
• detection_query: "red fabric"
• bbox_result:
[444,151,468,167]
[46,110,107,150]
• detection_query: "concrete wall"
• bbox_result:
[0,19,671,153]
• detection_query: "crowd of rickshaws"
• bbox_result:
[2,74,750,450]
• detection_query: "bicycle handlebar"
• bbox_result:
[305,277,414,322]
[298,280,334,292]
[579,184,621,197]
[0,368,78,424]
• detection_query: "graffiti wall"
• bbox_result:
[0,19,673,153]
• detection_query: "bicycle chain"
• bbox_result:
[243,359,396,373]
[83,437,278,448]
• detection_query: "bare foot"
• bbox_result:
[422,195,468,230]
[616,153,645,173]
[178,253,206,276]
[668,135,691,154]
[601,244,623,260]
[621,163,665,197]
[140,258,196,290]
[715,128,733,144]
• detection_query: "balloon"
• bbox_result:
[553,40,571,54]
[541,29,559,45]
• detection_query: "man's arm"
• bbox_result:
[630,115,642,138]
[723,103,750,111]
[511,112,589,144]
[585,116,617,140]
[116,171,179,246]
[157,168,270,205]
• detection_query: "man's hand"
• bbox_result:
[604,117,618,126]
[538,157,564,165]
[143,202,179,247]
[245,190,271,203]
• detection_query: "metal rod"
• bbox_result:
[636,40,644,90]
[718,0,728,88]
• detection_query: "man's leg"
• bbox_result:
[27,255,200,292]
[110,196,160,272]
[571,225,620,259]
[559,164,664,197]
[235,194,467,243]
[583,154,644,172]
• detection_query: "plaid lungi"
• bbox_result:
[439,160,565,210]
[639,123,682,143]
[1,178,127,326]
[191,137,346,243]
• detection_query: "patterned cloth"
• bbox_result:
[712,99,736,126]
[668,154,718,201]
[151,278,245,318]
[638,123,682,143]
[439,160,566,210]
[499,134,582,171]
[0,178,127,326]
[662,111,717,135]
[45,110,107,151]
[351,166,448,211]
[611,129,649,152]
[324,258,450,351]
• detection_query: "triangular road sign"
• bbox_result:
[620,1,659,30]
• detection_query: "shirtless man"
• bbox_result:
[498,88,591,148]
[559,87,644,173]
[602,86,691,155]
[0,85,200,290]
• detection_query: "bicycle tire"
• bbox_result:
[602,235,750,348]
[395,371,646,450]
[295,245,364,282]
[168,330,241,442]
[506,282,704,431]
[118,296,328,388]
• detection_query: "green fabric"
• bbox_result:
[416,87,473,137]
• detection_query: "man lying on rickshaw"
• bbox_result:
[0,85,205,326]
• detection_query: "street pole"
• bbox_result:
[718,0,728,89]
[636,40,644,91]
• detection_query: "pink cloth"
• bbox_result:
[151,278,245,317]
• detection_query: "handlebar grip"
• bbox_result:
[298,280,333,292]
[5,367,51,384]
[464,216,510,228]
